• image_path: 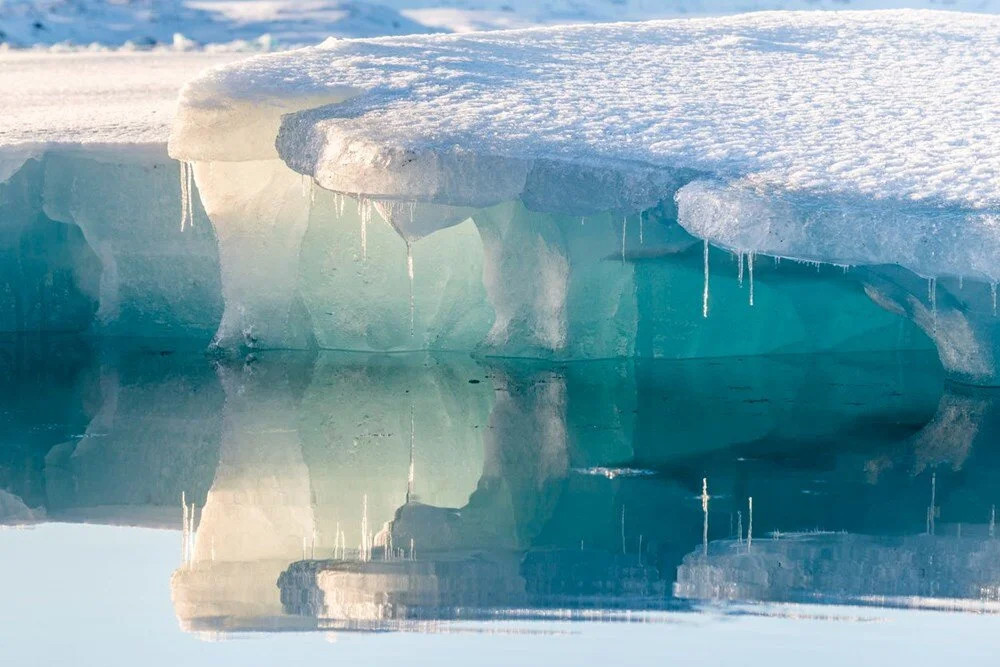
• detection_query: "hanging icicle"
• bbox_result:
[701,478,709,557]
[748,252,755,306]
[406,243,415,337]
[639,210,644,245]
[702,241,710,318]
[179,161,195,232]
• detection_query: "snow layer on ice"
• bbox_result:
[0,50,243,157]
[171,10,1000,280]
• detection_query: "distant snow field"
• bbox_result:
[2,0,1000,48]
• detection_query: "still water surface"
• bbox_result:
[2,338,999,664]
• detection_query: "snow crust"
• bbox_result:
[172,11,1000,283]
[0,50,242,154]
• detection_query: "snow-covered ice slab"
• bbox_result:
[0,51,244,338]
[170,10,1000,381]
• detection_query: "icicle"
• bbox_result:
[310,181,316,205]
[179,162,190,231]
[408,201,415,224]
[959,275,964,290]
[747,497,753,552]
[620,505,626,555]
[748,253,755,306]
[621,216,628,264]
[701,241,708,317]
[701,478,709,557]
[737,511,743,546]
[409,538,415,561]
[639,211,644,245]
[702,241,710,318]
[638,535,643,566]
[580,216,586,226]
[990,506,995,539]
[406,243,415,337]
[311,528,317,560]
[185,162,195,229]
[407,404,416,503]
[737,252,744,288]
[992,282,997,316]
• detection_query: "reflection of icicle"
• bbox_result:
[406,243,415,337]
[639,211,644,245]
[737,511,743,546]
[359,494,369,562]
[701,478,709,557]
[747,497,753,552]
[407,404,415,503]
[737,252,744,288]
[702,241,710,318]
[580,216,585,226]
[991,506,996,538]
[748,253,755,306]
[992,283,997,316]
[959,276,964,290]
[181,492,189,565]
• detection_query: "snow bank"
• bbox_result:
[173,11,999,269]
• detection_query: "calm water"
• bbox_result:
[2,336,999,664]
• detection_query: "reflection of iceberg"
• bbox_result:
[277,548,673,626]
[675,532,1000,612]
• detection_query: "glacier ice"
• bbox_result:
[158,11,999,381]
[2,12,999,383]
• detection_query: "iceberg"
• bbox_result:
[4,12,998,382]
[170,12,1000,372]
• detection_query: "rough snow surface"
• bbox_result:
[171,10,1000,279]
[0,50,243,157]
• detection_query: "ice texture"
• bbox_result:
[166,10,1000,381]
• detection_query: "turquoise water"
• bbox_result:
[2,338,999,663]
